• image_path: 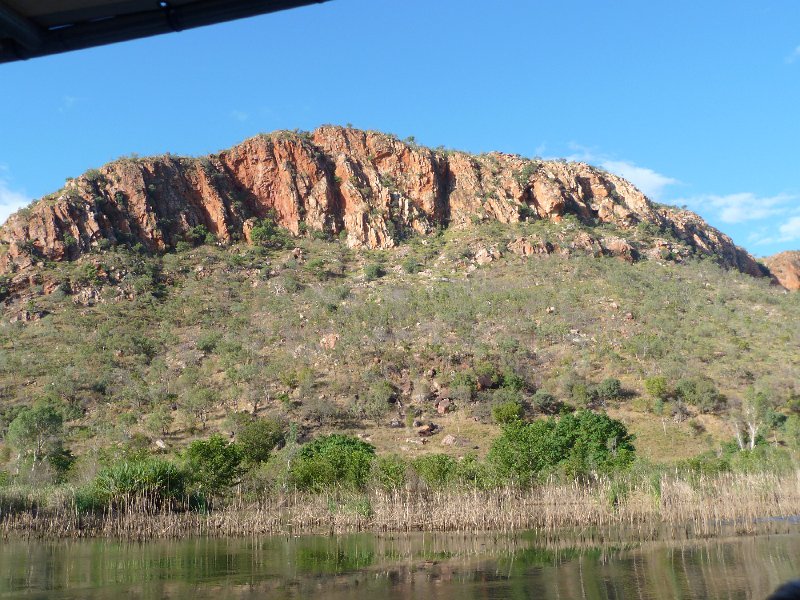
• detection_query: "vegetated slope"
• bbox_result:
[0,219,797,466]
[0,127,796,469]
[0,126,767,304]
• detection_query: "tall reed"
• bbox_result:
[2,470,799,540]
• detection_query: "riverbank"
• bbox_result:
[2,470,799,540]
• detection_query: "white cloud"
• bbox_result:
[754,215,800,245]
[785,45,800,64]
[0,167,32,225]
[675,192,798,224]
[778,216,800,240]
[599,160,679,201]
[564,144,679,200]
[230,110,249,122]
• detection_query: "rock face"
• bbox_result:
[763,251,800,291]
[0,126,765,282]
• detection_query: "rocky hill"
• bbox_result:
[764,251,800,291]
[0,127,797,471]
[0,126,769,303]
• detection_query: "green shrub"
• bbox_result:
[184,434,244,495]
[196,332,222,353]
[644,376,670,401]
[352,380,396,420]
[401,257,422,274]
[488,410,635,485]
[492,400,524,424]
[596,378,622,402]
[364,263,385,281]
[531,389,561,415]
[186,225,216,246]
[675,377,726,414]
[250,218,291,248]
[500,369,525,391]
[305,258,329,280]
[412,454,457,488]
[290,434,376,491]
[93,457,186,505]
[372,455,407,490]
[453,453,497,489]
[570,383,598,407]
[236,418,284,464]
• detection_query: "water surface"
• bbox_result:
[2,528,799,599]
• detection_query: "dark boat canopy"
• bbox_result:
[0,0,329,64]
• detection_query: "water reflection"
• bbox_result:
[1,527,797,599]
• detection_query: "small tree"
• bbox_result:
[492,399,524,424]
[236,417,284,464]
[733,388,772,450]
[183,388,215,430]
[145,405,173,437]
[184,434,244,496]
[6,402,64,474]
[290,434,376,491]
[644,376,670,401]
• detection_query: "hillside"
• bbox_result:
[0,127,798,478]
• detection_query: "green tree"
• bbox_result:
[644,376,670,401]
[734,388,772,450]
[290,434,376,491]
[6,402,64,473]
[145,405,173,437]
[236,417,284,464]
[184,434,244,496]
[487,410,635,484]
[183,388,216,430]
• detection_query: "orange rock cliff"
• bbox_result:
[763,251,800,291]
[0,126,769,282]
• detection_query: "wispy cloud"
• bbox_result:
[751,215,800,245]
[565,144,678,200]
[674,192,799,224]
[0,166,31,225]
[785,45,800,64]
[599,160,679,201]
[57,95,80,114]
[230,110,249,122]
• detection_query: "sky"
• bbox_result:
[1,0,799,257]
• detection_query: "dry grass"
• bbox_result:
[3,470,799,540]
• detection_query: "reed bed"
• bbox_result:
[2,470,799,540]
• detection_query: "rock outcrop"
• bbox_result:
[0,126,766,284]
[763,251,800,291]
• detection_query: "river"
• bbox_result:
[2,527,798,599]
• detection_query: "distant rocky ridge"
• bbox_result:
[0,126,772,293]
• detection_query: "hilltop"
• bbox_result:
[0,126,771,302]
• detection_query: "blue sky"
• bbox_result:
[1,0,798,256]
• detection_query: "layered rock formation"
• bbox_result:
[763,251,800,291]
[0,126,766,281]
